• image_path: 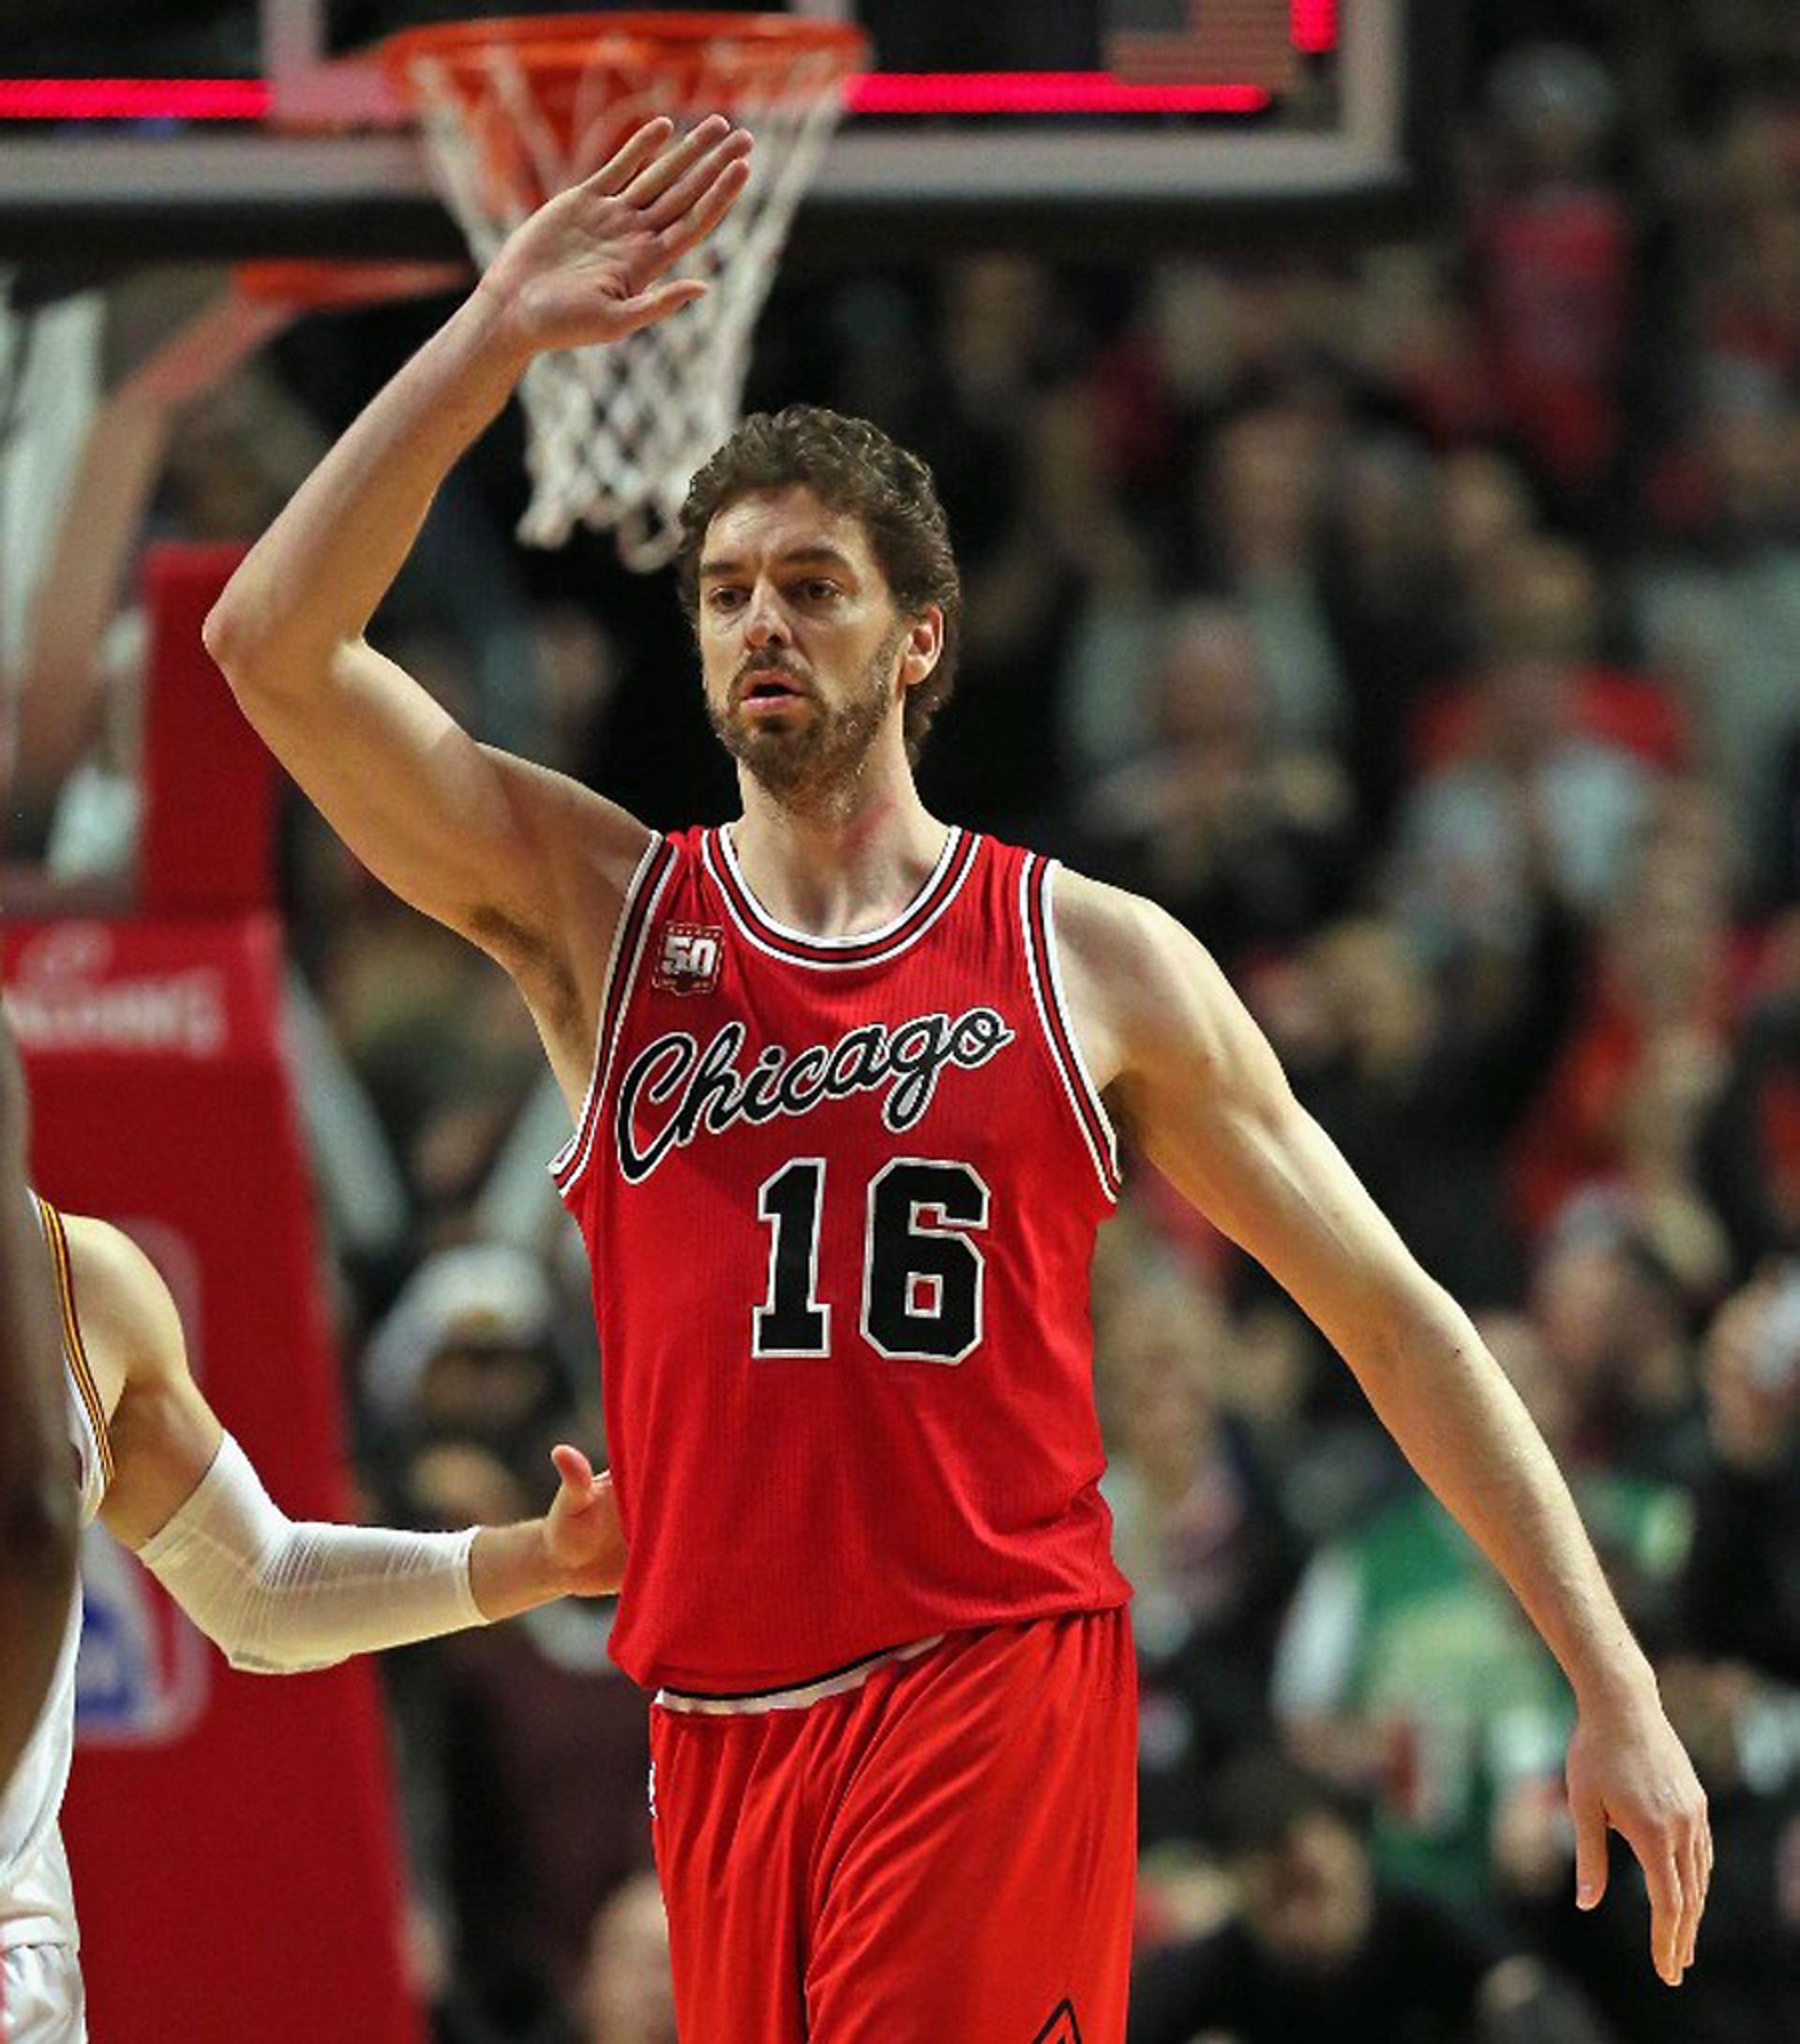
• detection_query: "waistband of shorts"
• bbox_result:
[0,1915,76,1954]
[652,1635,947,1716]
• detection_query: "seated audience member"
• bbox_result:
[1682,1270,1800,1682]
[1129,1752,1608,2044]
[1081,601,1355,969]
[578,1872,677,2044]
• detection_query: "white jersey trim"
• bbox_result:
[652,1634,945,1716]
[548,833,673,1195]
[1017,857,1120,1205]
[702,825,979,970]
[1042,862,1122,1187]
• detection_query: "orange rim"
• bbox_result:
[380,11,868,100]
[232,259,472,308]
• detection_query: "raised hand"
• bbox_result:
[480,114,755,355]
[1566,1685,1711,1987]
[544,1443,629,1597]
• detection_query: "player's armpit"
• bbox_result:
[58,1212,226,1550]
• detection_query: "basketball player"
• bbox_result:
[0,1012,79,1800]
[203,115,1711,2040]
[0,1181,626,2041]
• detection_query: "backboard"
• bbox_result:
[0,2,1463,265]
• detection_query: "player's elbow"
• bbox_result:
[201,592,270,691]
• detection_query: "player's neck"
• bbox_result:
[729,773,948,942]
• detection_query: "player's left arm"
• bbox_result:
[1054,870,1710,1987]
[69,1214,623,1671]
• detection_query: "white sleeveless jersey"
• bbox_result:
[0,1197,112,1955]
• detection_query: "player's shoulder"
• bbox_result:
[56,1213,187,1409]
[1043,859,1207,986]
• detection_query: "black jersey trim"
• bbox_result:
[703,824,978,969]
[1019,856,1120,1203]
[550,834,678,1195]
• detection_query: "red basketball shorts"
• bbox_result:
[648,1609,1137,2044]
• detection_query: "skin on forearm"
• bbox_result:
[1347,1272,1653,1712]
[203,291,529,676]
[468,1519,575,1624]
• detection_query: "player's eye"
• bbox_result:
[798,579,840,602]
[706,586,747,612]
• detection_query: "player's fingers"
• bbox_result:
[609,278,709,335]
[643,126,755,232]
[1571,1786,1609,1912]
[550,1442,596,1493]
[659,155,755,262]
[584,116,676,197]
[1682,1821,1707,1971]
[622,113,733,208]
[1639,1837,1684,1986]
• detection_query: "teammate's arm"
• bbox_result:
[69,1215,623,1672]
[0,1013,81,1794]
[1055,871,1710,1988]
[202,117,752,1090]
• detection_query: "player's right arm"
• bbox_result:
[202,116,753,1096]
[68,1213,625,1672]
[0,1008,81,1794]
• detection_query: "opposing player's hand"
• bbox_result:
[480,114,754,354]
[1566,1684,1711,1986]
[544,1443,628,1597]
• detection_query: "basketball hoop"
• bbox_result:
[381,12,867,569]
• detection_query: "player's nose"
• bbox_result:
[742,580,791,649]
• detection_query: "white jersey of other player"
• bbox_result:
[0,1198,112,2040]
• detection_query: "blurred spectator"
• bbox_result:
[1633,386,1800,897]
[1278,909,1578,1304]
[361,1242,578,1461]
[1682,1271,1800,1681]
[1080,602,1356,969]
[1527,1203,1709,1488]
[1391,536,1663,959]
[1509,787,1734,1240]
[1099,1273,1301,1841]
[398,1438,654,2043]
[1467,44,1637,519]
[1186,396,1349,750]
[1700,946,1800,1270]
[1129,1751,1607,2044]
[577,1873,677,2044]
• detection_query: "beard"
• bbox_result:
[707,626,903,810]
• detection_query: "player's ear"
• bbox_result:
[897,606,943,689]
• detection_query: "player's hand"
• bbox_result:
[543,1443,628,1597]
[1566,1682,1711,1987]
[479,114,754,354]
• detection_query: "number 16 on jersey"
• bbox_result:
[754,1157,991,1365]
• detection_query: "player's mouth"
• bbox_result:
[736,669,812,715]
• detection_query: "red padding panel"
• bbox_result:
[5,913,423,2044]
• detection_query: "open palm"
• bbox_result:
[481,113,754,354]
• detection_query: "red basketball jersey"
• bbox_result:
[553,824,1131,1693]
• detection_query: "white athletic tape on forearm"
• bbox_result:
[138,1433,486,1674]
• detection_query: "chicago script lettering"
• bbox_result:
[614,1007,1014,1182]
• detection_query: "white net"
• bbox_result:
[396,23,861,569]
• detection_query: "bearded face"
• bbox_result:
[695,488,935,815]
[706,622,906,808]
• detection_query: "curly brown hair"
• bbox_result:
[677,406,962,764]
